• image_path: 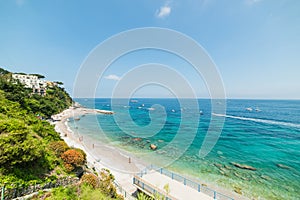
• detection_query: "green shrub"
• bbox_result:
[99,168,119,198]
[80,173,99,188]
[49,141,69,157]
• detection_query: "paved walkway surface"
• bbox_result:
[138,170,213,200]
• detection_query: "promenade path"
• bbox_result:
[134,169,214,200]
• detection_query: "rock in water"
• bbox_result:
[214,163,223,168]
[224,165,232,170]
[230,162,257,171]
[133,137,142,141]
[261,175,271,181]
[150,144,157,150]
[234,186,242,195]
[276,164,291,170]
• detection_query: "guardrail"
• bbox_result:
[133,175,175,200]
[113,180,136,200]
[137,165,234,200]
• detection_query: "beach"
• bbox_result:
[51,98,300,200]
[53,106,146,194]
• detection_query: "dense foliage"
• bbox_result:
[0,67,73,118]
[81,173,100,188]
[0,67,73,186]
[0,67,123,199]
[33,183,120,200]
[30,171,123,200]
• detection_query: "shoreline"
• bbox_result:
[53,106,146,194]
[53,106,245,200]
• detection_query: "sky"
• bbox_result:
[0,0,299,99]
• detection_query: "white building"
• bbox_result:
[12,74,48,89]
[12,73,49,95]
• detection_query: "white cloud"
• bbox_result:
[104,74,121,81]
[156,5,171,18]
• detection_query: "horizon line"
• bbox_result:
[72,97,300,100]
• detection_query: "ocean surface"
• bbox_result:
[69,98,300,200]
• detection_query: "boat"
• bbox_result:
[200,110,204,115]
[130,100,138,103]
[255,108,261,112]
[246,107,253,112]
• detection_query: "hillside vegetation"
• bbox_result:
[0,68,124,200]
[0,67,74,186]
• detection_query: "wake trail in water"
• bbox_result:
[212,113,300,129]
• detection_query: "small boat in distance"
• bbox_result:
[148,107,155,111]
[200,110,204,115]
[246,107,253,112]
[255,108,262,112]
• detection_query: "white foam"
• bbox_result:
[212,113,300,129]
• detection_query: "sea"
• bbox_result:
[69,98,300,200]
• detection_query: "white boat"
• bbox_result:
[246,107,253,112]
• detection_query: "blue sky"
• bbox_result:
[0,0,299,99]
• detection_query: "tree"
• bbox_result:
[99,168,119,198]
[0,120,44,169]
[81,173,99,188]
[49,141,69,157]
[29,73,45,79]
[54,81,63,85]
[61,149,86,172]
[0,67,10,75]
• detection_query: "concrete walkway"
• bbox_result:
[135,170,213,200]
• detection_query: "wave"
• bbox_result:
[212,113,300,129]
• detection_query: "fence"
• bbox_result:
[137,165,234,200]
[113,180,136,200]
[0,177,78,200]
[133,175,175,200]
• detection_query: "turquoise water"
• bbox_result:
[70,98,300,199]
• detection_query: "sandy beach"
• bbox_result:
[52,106,146,195]
[52,106,245,200]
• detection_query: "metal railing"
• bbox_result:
[137,165,234,200]
[113,180,137,200]
[133,175,175,200]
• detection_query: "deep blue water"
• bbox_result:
[70,98,300,199]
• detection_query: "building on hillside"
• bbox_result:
[12,73,49,96]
